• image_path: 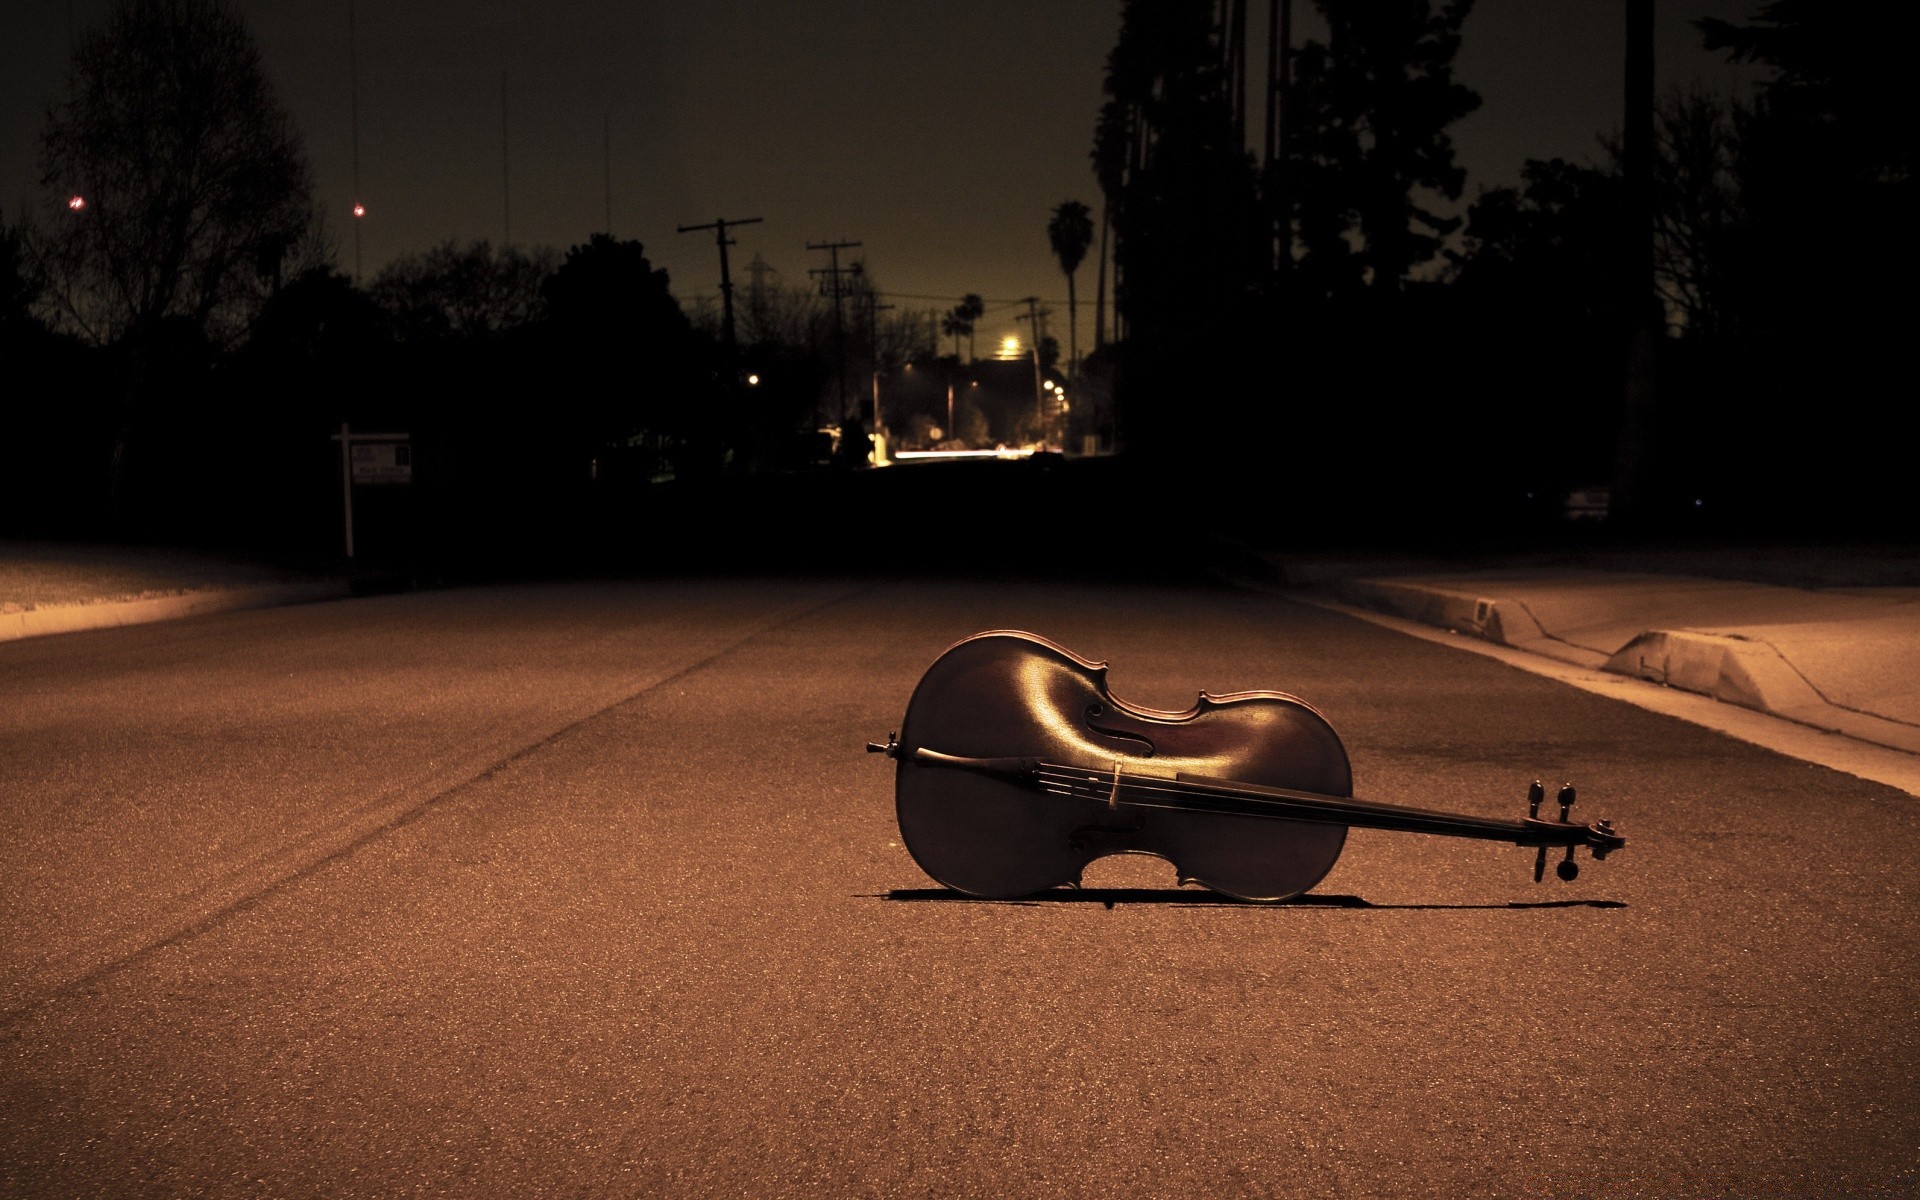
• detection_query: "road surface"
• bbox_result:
[2,578,1914,1197]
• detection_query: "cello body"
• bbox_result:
[894,630,1353,901]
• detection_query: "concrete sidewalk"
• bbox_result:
[0,541,349,643]
[1308,564,1920,757]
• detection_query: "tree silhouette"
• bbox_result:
[1686,0,1919,530]
[1047,201,1094,376]
[1089,101,1131,347]
[954,293,985,361]
[939,308,971,359]
[1095,0,1264,342]
[1284,0,1480,298]
[24,0,318,517]
[1696,0,1915,342]
[371,240,555,342]
[1455,158,1624,323]
[1644,90,1742,340]
[0,213,40,329]
[540,234,711,457]
[1090,0,1264,463]
[28,0,316,347]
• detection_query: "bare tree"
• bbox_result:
[1648,89,1742,339]
[27,0,318,348]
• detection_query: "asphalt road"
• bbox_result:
[2,578,1915,1198]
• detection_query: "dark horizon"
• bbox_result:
[8,0,1905,562]
[3,0,1758,338]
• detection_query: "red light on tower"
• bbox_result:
[352,202,366,219]
[67,195,86,212]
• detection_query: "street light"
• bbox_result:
[67,194,85,212]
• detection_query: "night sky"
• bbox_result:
[4,0,1760,347]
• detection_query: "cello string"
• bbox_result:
[1029,765,1534,839]
[1094,773,1529,837]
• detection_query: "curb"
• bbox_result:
[1331,577,1920,757]
[0,580,352,643]
[1604,629,1920,755]
[1334,578,1606,668]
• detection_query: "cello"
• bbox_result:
[869,631,1625,902]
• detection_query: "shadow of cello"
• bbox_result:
[877,888,1627,910]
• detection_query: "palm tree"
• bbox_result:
[940,307,971,359]
[1047,201,1094,376]
[955,293,984,361]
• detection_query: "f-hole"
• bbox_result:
[1083,701,1156,756]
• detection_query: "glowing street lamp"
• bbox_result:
[352,202,366,218]
[67,194,85,212]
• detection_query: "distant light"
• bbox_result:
[352,202,366,218]
[67,194,85,212]
[1043,380,1057,391]
[894,448,1035,462]
[996,335,1022,360]
[746,373,760,385]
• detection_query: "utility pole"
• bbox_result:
[1224,0,1248,150]
[348,0,364,282]
[1612,0,1657,524]
[1265,0,1293,272]
[807,239,862,425]
[866,294,896,453]
[602,110,612,235]
[1022,297,1049,446]
[678,216,764,372]
[500,69,511,247]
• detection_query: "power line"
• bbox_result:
[883,290,1071,308]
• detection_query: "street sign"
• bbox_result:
[350,441,412,485]
[330,425,412,558]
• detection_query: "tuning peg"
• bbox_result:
[1556,846,1580,881]
[1557,783,1576,822]
[1526,781,1549,881]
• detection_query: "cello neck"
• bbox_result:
[1047,763,1588,848]
[874,739,1620,852]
